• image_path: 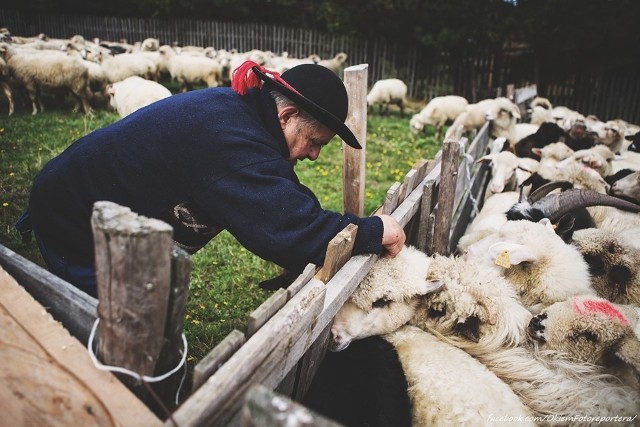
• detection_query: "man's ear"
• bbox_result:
[278,105,299,126]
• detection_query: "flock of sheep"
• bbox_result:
[0,29,348,118]
[304,96,640,425]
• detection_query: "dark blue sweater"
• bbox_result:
[28,87,383,273]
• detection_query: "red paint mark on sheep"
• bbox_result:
[572,298,629,325]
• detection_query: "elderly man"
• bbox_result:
[17,61,405,297]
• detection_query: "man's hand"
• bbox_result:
[377,214,406,258]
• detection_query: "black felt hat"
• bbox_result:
[232,61,361,149]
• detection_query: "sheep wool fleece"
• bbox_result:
[27,87,384,273]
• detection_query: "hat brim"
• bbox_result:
[253,66,362,149]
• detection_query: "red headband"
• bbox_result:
[231,60,302,96]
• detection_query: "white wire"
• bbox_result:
[87,318,188,384]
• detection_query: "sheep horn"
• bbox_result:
[527,180,574,203]
[533,189,640,223]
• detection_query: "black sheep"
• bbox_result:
[515,122,567,160]
[303,335,412,427]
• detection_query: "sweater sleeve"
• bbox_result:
[193,159,384,273]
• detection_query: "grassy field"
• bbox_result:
[0,94,441,365]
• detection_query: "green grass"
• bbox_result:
[0,97,441,365]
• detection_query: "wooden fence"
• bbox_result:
[2,8,639,122]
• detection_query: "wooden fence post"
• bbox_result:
[90,201,180,414]
[432,140,460,255]
[342,64,368,216]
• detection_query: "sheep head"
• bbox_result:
[464,219,594,313]
[330,246,443,352]
[571,228,639,306]
[411,255,531,354]
[528,297,640,380]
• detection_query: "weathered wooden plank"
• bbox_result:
[432,140,461,255]
[415,179,436,252]
[91,201,173,394]
[397,168,417,204]
[192,329,246,393]
[381,181,402,214]
[287,263,317,300]
[246,288,288,337]
[292,324,332,401]
[315,223,358,284]
[154,246,192,411]
[0,266,161,427]
[0,243,97,343]
[167,279,326,427]
[342,64,368,217]
[240,384,343,427]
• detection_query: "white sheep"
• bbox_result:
[366,78,407,117]
[528,296,640,389]
[476,151,539,198]
[107,76,172,118]
[158,45,221,92]
[409,95,469,138]
[100,52,157,84]
[463,218,595,314]
[384,325,534,427]
[444,97,520,143]
[0,43,92,115]
[317,52,347,74]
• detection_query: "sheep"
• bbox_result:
[408,95,468,138]
[514,122,567,160]
[550,105,585,130]
[528,296,640,389]
[463,218,596,314]
[140,37,160,52]
[366,78,407,117]
[555,146,614,178]
[476,151,539,198]
[158,45,222,92]
[0,43,92,115]
[330,246,443,350]
[570,228,640,306]
[444,97,520,143]
[317,52,348,74]
[600,119,628,155]
[456,191,519,252]
[0,56,14,115]
[100,52,157,84]
[625,131,640,153]
[530,96,552,110]
[107,76,172,118]
[384,326,534,427]
[610,170,640,203]
[303,334,412,427]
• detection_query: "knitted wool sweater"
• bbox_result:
[27,87,383,273]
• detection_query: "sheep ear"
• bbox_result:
[422,279,444,295]
[614,338,640,381]
[538,218,556,233]
[488,242,538,267]
[531,147,542,157]
[476,154,495,165]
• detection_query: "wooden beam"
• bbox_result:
[0,265,161,427]
[192,329,246,393]
[0,243,97,343]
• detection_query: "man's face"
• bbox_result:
[280,107,335,166]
